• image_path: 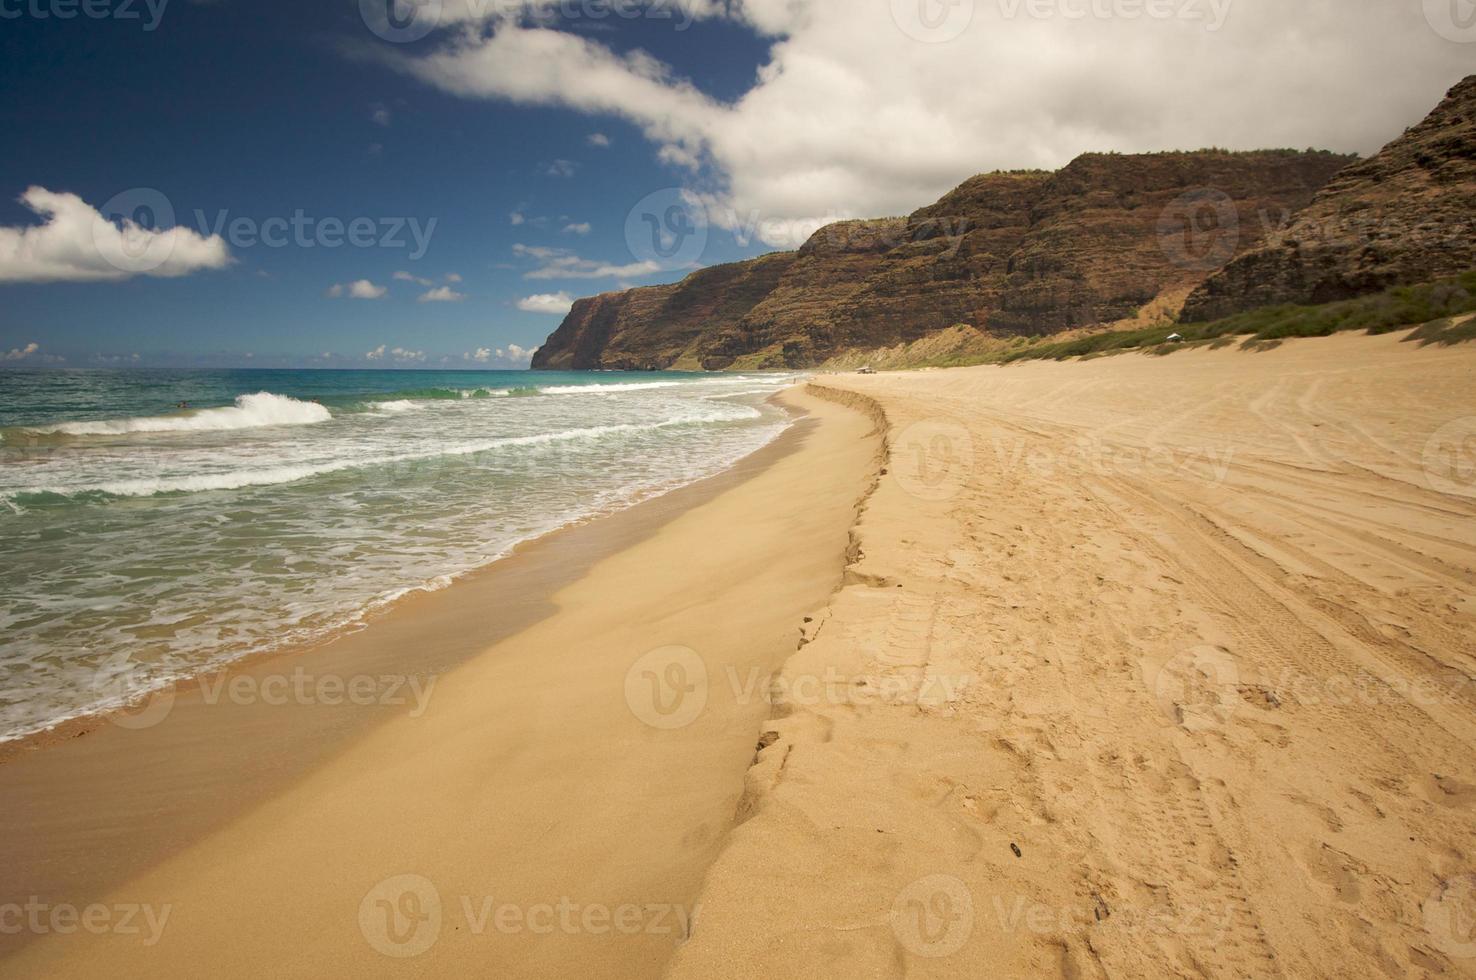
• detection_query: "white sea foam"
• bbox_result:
[0,372,796,742]
[6,421,683,500]
[537,381,684,394]
[25,392,331,436]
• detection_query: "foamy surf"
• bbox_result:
[20,391,330,437]
[5,419,708,501]
[0,367,801,741]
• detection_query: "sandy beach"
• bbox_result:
[3,331,1474,978]
[669,330,1476,978]
[0,388,881,978]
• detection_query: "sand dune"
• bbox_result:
[670,331,1476,978]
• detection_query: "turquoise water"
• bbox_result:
[0,368,797,740]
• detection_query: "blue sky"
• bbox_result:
[0,1,771,367]
[1,0,1470,369]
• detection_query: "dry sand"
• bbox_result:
[669,331,1476,978]
[0,388,881,978]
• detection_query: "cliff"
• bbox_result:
[533,150,1354,370]
[1181,75,1476,321]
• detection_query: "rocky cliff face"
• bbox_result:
[1181,75,1476,322]
[533,150,1353,370]
[532,253,797,370]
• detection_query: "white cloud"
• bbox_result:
[510,211,526,226]
[517,290,575,314]
[419,285,466,302]
[588,132,612,147]
[0,186,231,283]
[562,221,591,235]
[392,2,1476,247]
[2,341,39,361]
[512,243,659,280]
[462,342,536,367]
[370,103,392,127]
[544,158,579,178]
[367,344,426,362]
[394,269,434,286]
[445,272,463,283]
[398,22,717,161]
[328,279,388,299]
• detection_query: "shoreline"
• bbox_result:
[0,390,799,758]
[0,385,883,978]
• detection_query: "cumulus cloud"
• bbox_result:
[390,1,1476,247]
[562,221,591,235]
[510,210,526,226]
[3,341,40,361]
[588,132,612,147]
[370,103,392,127]
[512,243,659,279]
[366,344,426,362]
[463,342,536,367]
[0,186,231,283]
[419,285,466,302]
[517,290,575,314]
[544,158,579,178]
[327,279,388,299]
[500,343,534,365]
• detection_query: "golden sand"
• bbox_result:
[671,331,1476,978]
[5,333,1475,978]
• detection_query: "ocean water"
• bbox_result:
[0,368,798,741]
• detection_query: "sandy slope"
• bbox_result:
[669,331,1476,978]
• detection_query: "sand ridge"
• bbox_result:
[668,330,1476,978]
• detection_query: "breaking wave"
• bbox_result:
[17,392,330,438]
